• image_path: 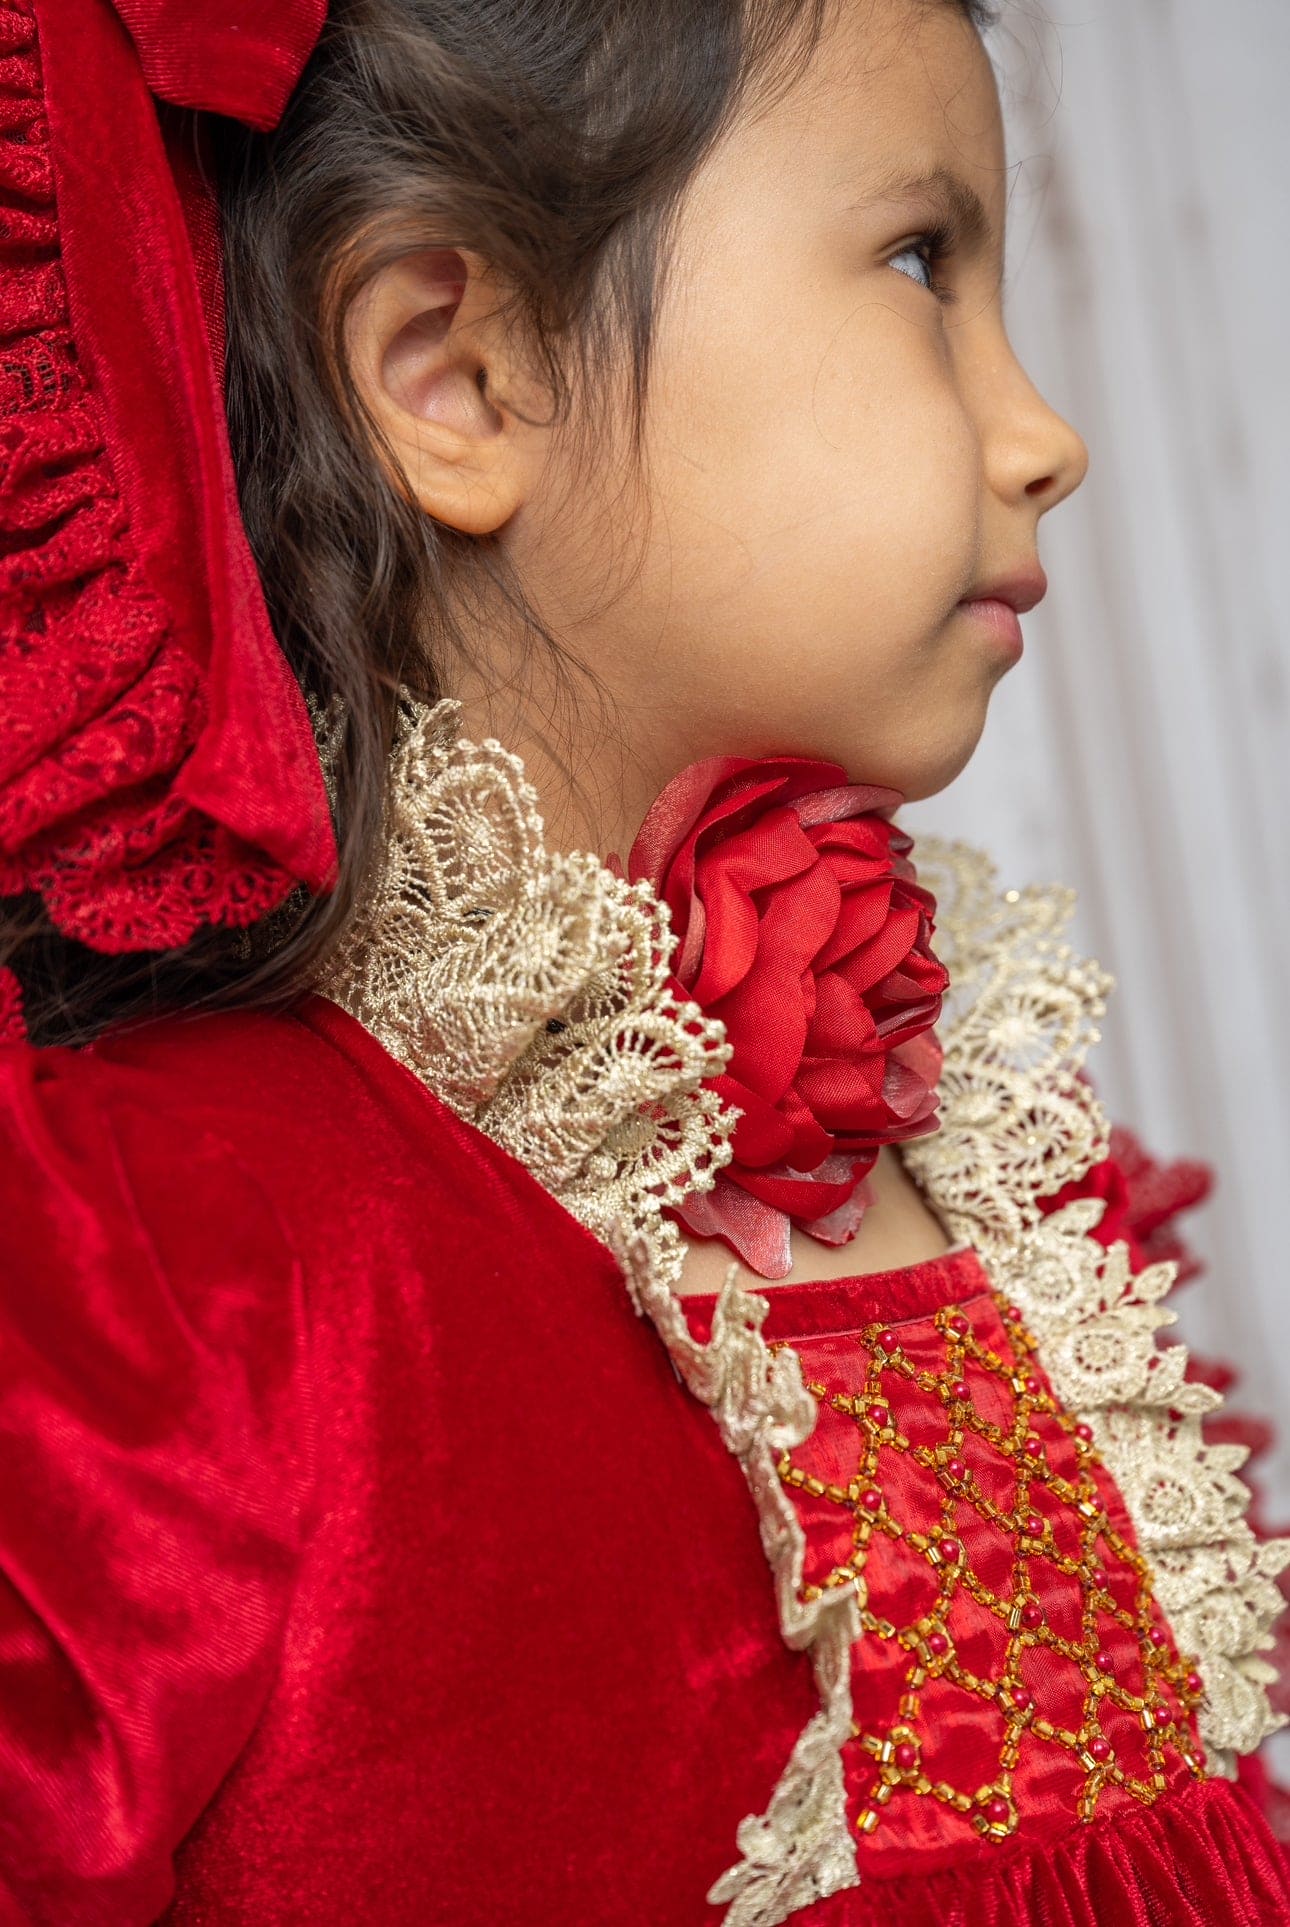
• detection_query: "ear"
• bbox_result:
[343,248,536,536]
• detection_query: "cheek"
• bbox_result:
[804,309,980,604]
[650,296,980,642]
[545,275,994,799]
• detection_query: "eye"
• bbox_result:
[889,242,933,288]
[886,228,955,305]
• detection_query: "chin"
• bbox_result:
[885,715,989,804]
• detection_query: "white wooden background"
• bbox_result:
[905,0,1290,1507]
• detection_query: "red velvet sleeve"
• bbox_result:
[0,1043,315,1925]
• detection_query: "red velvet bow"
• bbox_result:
[113,0,329,131]
[0,0,334,956]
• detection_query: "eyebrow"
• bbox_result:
[846,163,993,250]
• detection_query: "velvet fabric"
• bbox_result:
[0,1003,1286,1922]
[0,1000,816,1923]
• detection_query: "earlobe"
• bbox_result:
[344,247,530,536]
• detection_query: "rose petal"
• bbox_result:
[829,901,921,987]
[801,1168,878,1246]
[714,1072,797,1166]
[728,1157,863,1219]
[795,1051,888,1134]
[812,881,893,970]
[690,810,816,1004]
[791,783,900,828]
[674,1176,794,1279]
[804,971,880,1055]
[710,863,841,1101]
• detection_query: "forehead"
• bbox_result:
[756,0,1007,227]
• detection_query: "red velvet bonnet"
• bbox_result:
[0,0,336,954]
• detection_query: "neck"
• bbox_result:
[448,645,658,865]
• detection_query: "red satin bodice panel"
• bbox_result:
[684,1254,1206,1883]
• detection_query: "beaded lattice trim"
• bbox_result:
[324,716,1289,1926]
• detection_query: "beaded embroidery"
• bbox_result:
[324,704,1290,1927]
[777,1287,1206,1854]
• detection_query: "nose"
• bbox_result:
[978,340,1089,516]
[1021,398,1088,513]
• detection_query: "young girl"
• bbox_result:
[2,0,1287,1921]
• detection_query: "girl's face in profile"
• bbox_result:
[355,0,1089,849]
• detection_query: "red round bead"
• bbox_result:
[1020,1601,1044,1629]
[948,1314,969,1336]
[1010,1686,1034,1712]
[1025,1376,1042,1396]
[1004,1305,1023,1323]
[949,1379,970,1402]
[1075,1422,1094,1443]
[866,1404,889,1427]
[1094,1649,1114,1672]
[1186,1671,1204,1696]
[1023,1435,1044,1458]
[1148,1627,1167,1649]
[1088,1735,1113,1763]
[893,1741,918,1772]
[945,1458,967,1482]
[1024,1514,1045,1538]
[877,1331,898,1353]
[938,1537,962,1563]
[927,1632,950,1656]
[1153,1703,1172,1727]
[860,1488,883,1512]
[984,1797,1010,1826]
[1090,1566,1109,1589]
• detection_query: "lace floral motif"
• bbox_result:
[324,721,1289,1923]
[322,701,735,1283]
[900,839,1114,1240]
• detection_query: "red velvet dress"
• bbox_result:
[0,997,1286,1925]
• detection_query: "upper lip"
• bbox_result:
[959,565,1048,615]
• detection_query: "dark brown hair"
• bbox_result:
[12,0,991,1044]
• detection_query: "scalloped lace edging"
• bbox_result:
[322,700,736,1283]
[616,1233,862,1920]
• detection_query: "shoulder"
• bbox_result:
[0,991,482,1187]
[0,1007,323,1407]
[0,991,616,1296]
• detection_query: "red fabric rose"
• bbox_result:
[628,755,949,1278]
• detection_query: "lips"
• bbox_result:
[960,597,1024,654]
[960,564,1048,615]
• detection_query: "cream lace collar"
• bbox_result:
[324,700,1288,1926]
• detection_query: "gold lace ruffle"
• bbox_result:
[321,700,735,1281]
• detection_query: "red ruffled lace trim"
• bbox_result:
[0,0,304,951]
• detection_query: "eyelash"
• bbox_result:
[888,222,957,305]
